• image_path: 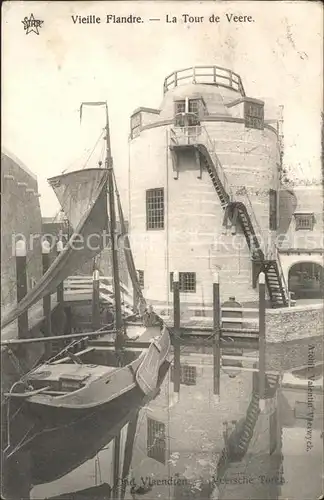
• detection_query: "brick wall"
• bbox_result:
[1,152,42,314]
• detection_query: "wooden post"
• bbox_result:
[120,410,140,500]
[112,432,121,499]
[42,240,52,336]
[173,271,181,395]
[133,271,139,312]
[213,272,221,397]
[15,240,28,339]
[56,240,64,306]
[65,306,72,334]
[56,240,65,333]
[92,268,101,330]
[258,272,266,410]
[42,240,52,358]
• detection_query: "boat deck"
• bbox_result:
[29,362,116,383]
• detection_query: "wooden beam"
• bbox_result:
[173,271,181,395]
[196,148,202,179]
[120,410,140,500]
[92,269,101,330]
[1,328,116,347]
[112,432,121,499]
[42,240,52,358]
[56,241,64,306]
[15,240,28,339]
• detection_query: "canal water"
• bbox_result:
[29,352,323,500]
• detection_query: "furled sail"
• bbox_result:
[48,168,108,231]
[115,185,146,314]
[1,169,108,329]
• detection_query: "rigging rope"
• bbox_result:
[82,129,105,170]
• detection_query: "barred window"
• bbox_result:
[170,272,196,293]
[130,112,141,139]
[189,99,199,115]
[174,99,200,126]
[147,418,166,464]
[244,101,264,130]
[171,364,197,385]
[137,269,144,288]
[146,188,164,230]
[175,101,185,115]
[294,213,314,231]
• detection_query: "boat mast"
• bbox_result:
[104,105,123,332]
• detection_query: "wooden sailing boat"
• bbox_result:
[2,102,170,485]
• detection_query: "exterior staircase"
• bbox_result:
[170,126,289,308]
[237,392,260,454]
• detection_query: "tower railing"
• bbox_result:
[163,66,246,96]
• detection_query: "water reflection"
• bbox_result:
[29,352,322,500]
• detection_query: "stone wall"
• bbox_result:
[265,303,323,343]
[265,303,323,371]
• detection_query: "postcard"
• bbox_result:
[1,1,323,499]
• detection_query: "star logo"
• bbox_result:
[22,14,44,35]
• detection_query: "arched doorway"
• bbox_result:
[288,262,324,299]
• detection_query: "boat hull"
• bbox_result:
[5,360,170,486]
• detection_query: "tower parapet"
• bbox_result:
[163,65,246,96]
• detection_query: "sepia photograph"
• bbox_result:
[1,1,323,499]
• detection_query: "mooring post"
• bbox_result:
[213,272,221,398]
[42,240,52,335]
[112,432,121,499]
[120,410,140,500]
[56,240,64,306]
[173,271,181,396]
[258,272,266,410]
[92,268,101,330]
[133,271,139,312]
[15,240,28,339]
[42,240,52,358]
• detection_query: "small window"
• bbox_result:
[130,112,142,138]
[174,99,200,126]
[188,99,199,116]
[269,189,278,230]
[244,101,264,130]
[170,272,196,293]
[171,364,197,385]
[146,188,164,230]
[147,418,166,464]
[175,101,185,115]
[294,213,314,231]
[137,270,144,288]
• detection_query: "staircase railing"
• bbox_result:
[170,126,233,201]
[236,186,272,259]
[170,126,270,255]
[274,247,290,302]
[170,125,289,302]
